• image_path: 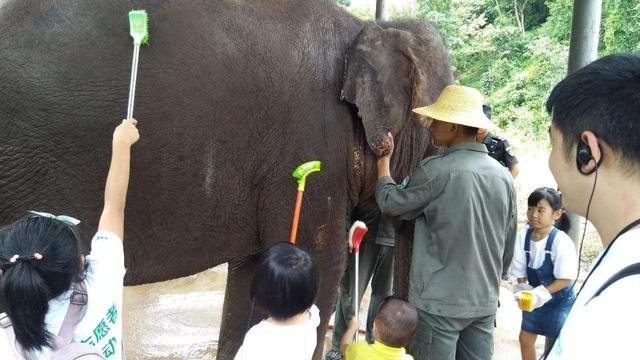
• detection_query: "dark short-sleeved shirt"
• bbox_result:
[483,132,518,168]
[375,142,517,318]
[349,203,395,247]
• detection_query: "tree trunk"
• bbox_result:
[376,0,388,21]
[494,0,504,18]
[514,0,529,33]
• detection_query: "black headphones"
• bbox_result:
[576,137,603,175]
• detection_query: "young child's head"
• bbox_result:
[0,214,83,351]
[250,242,319,321]
[373,296,419,348]
[527,187,571,232]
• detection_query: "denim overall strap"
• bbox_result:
[524,227,542,287]
[544,228,558,259]
[534,227,558,286]
[539,228,574,300]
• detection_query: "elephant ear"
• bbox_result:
[341,22,452,157]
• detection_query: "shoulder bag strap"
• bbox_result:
[54,281,89,349]
[587,262,640,304]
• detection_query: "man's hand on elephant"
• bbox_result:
[113,118,140,147]
[379,132,395,159]
[376,132,394,179]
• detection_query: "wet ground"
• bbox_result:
[124,266,226,359]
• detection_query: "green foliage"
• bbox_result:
[349,4,375,20]
[410,0,638,140]
[540,0,572,44]
[341,0,639,139]
[341,0,416,21]
[601,0,640,54]
[389,3,417,19]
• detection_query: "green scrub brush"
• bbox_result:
[127,10,149,119]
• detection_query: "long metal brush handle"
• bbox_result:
[127,43,141,119]
[354,251,359,342]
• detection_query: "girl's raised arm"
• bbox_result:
[98,118,140,240]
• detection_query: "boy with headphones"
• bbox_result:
[545,53,640,359]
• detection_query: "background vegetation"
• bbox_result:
[338,0,640,141]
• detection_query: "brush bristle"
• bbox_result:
[129,9,149,45]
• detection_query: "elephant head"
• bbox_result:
[341,20,453,204]
[341,20,453,200]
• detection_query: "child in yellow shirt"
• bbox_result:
[339,296,417,360]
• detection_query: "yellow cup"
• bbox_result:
[518,290,534,311]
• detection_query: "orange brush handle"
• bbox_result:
[289,190,304,244]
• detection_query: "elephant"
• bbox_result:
[0,0,453,358]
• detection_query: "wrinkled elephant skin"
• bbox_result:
[0,1,452,358]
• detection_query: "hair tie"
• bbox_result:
[28,211,81,226]
[6,253,43,265]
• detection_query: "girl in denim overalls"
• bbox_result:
[509,188,578,360]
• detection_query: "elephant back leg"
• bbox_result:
[218,255,261,359]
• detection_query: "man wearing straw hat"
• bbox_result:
[375,85,517,360]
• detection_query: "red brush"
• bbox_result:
[349,221,368,253]
[348,220,367,341]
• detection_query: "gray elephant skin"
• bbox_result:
[0,0,452,358]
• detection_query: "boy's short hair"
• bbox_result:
[546,53,640,173]
[250,242,319,321]
[374,295,419,348]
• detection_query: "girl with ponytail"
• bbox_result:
[0,118,139,359]
[509,187,578,360]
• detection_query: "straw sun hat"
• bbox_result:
[412,85,497,130]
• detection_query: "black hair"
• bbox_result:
[374,295,418,348]
[460,125,479,137]
[250,242,319,321]
[546,53,640,172]
[0,215,83,352]
[482,104,492,119]
[528,187,571,233]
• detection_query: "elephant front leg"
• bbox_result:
[218,255,261,359]
[311,258,345,360]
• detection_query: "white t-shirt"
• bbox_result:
[34,230,126,359]
[234,305,320,360]
[547,228,640,359]
[509,227,578,280]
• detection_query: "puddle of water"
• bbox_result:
[123,265,227,359]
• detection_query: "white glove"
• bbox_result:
[513,283,533,293]
[514,285,552,312]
